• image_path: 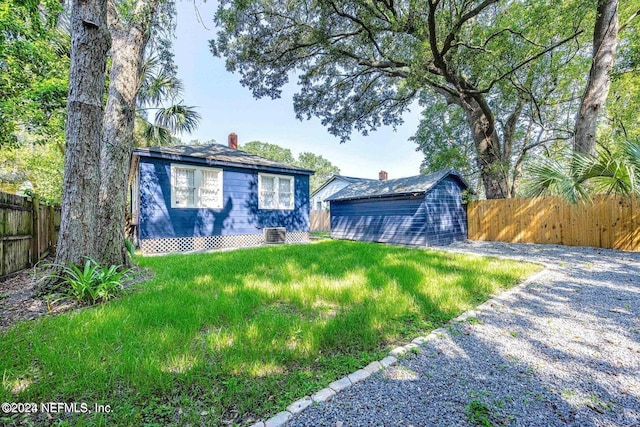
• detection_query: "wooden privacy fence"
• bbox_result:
[310,210,330,232]
[1,191,61,278]
[467,195,640,251]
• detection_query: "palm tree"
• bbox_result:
[524,139,640,203]
[135,55,201,147]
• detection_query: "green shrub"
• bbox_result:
[125,238,135,258]
[466,399,494,427]
[56,258,130,304]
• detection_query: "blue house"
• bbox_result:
[310,174,378,211]
[129,136,314,254]
[328,169,469,247]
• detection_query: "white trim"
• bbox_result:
[170,164,223,209]
[131,169,140,223]
[258,173,295,210]
[139,232,310,254]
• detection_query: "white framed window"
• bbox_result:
[259,173,294,210]
[171,164,223,209]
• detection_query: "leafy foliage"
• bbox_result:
[465,399,494,427]
[296,152,340,192]
[0,1,197,204]
[241,141,296,164]
[0,139,64,203]
[53,258,131,305]
[412,99,477,186]
[524,139,640,203]
[210,0,595,197]
[240,141,340,192]
[0,0,68,148]
[135,54,202,146]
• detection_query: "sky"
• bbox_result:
[172,0,424,180]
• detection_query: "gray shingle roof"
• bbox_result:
[311,174,378,197]
[133,144,314,174]
[334,175,378,184]
[327,169,469,201]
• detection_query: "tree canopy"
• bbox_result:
[0,0,68,149]
[240,141,340,192]
[211,0,639,199]
[211,0,597,198]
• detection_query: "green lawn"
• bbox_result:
[0,241,540,426]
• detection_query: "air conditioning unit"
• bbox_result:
[264,227,286,244]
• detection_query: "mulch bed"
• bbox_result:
[0,260,77,333]
[0,261,151,333]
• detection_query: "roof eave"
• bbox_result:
[310,175,346,197]
[133,149,315,176]
[328,169,471,202]
[329,191,426,202]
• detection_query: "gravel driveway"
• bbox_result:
[288,241,640,427]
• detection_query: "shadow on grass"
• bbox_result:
[0,240,537,426]
[288,245,640,427]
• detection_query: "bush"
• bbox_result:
[56,258,131,305]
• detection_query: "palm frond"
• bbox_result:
[50,28,71,58]
[581,150,635,197]
[623,140,640,170]
[138,68,184,107]
[524,140,640,204]
[143,123,174,146]
[154,104,201,135]
[523,154,591,204]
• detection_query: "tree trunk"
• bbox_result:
[55,0,110,268]
[463,98,509,199]
[574,0,618,155]
[97,0,157,267]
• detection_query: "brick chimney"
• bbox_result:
[228,133,238,149]
[379,170,388,181]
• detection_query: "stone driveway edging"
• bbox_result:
[249,256,550,427]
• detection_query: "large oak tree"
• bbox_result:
[574,0,619,155]
[56,0,110,266]
[211,0,585,198]
[98,0,163,267]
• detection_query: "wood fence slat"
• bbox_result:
[631,196,640,251]
[467,195,640,251]
[0,202,5,277]
[310,211,331,232]
[0,191,61,279]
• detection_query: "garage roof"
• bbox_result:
[327,169,469,202]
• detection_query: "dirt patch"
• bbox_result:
[0,261,77,333]
[0,261,152,333]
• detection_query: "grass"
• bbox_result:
[0,240,539,426]
[309,231,331,240]
[465,399,494,426]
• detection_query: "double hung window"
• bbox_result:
[171,164,223,208]
[259,174,294,210]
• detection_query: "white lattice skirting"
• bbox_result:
[140,232,309,254]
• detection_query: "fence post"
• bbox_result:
[49,205,55,255]
[0,194,5,277]
[31,194,40,266]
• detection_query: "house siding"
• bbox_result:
[329,175,467,247]
[311,179,352,211]
[138,157,310,242]
[424,176,467,245]
[330,195,427,246]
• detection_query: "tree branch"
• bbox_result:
[441,0,500,57]
[327,0,387,59]
[466,30,584,95]
[619,8,640,32]
[480,28,545,50]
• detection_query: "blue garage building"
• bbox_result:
[328,169,469,247]
[129,135,314,254]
